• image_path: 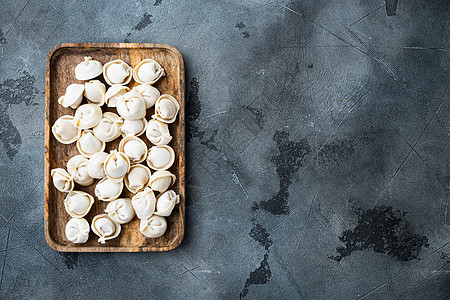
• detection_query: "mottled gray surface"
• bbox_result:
[0,0,449,299]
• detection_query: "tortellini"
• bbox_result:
[132,84,160,108]
[84,80,106,106]
[95,177,123,201]
[51,168,74,193]
[103,59,132,86]
[139,215,167,238]
[146,119,172,145]
[153,94,179,123]
[154,190,179,217]
[74,104,102,129]
[133,59,165,85]
[52,115,81,144]
[64,191,94,218]
[116,90,146,120]
[121,118,147,137]
[124,164,151,193]
[58,84,84,109]
[119,136,147,164]
[76,130,105,158]
[104,150,130,181]
[91,214,121,244]
[146,145,175,171]
[105,85,130,107]
[93,112,124,142]
[131,187,156,219]
[149,170,176,193]
[87,152,108,179]
[67,155,94,186]
[105,198,135,224]
[75,56,103,80]
[65,218,90,244]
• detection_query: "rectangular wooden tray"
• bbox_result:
[44,43,185,252]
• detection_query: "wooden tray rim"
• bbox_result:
[44,42,185,252]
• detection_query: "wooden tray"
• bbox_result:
[44,43,185,252]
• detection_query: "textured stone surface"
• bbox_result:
[0,0,449,299]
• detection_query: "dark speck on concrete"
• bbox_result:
[318,139,355,166]
[385,0,399,16]
[308,64,313,68]
[441,252,450,263]
[235,22,251,38]
[240,253,272,299]
[255,130,311,215]
[242,105,264,128]
[60,252,79,270]
[132,13,153,31]
[249,222,273,250]
[0,28,6,44]
[0,73,38,159]
[235,22,247,30]
[154,0,162,6]
[330,206,429,262]
[242,31,251,38]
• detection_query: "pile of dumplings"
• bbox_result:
[51,56,180,244]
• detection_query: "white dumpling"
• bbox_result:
[153,94,179,123]
[104,150,130,181]
[67,155,94,186]
[105,85,130,107]
[52,115,81,144]
[121,118,148,137]
[84,80,106,106]
[146,145,175,171]
[119,136,147,164]
[116,90,146,120]
[149,170,176,193]
[103,59,132,86]
[74,104,102,129]
[133,59,165,85]
[76,130,105,158]
[75,56,103,80]
[91,214,121,244]
[139,215,167,238]
[154,190,180,217]
[95,177,123,201]
[132,84,160,109]
[131,187,156,219]
[87,152,108,179]
[65,218,90,243]
[51,168,74,193]
[105,198,135,224]
[146,119,172,145]
[58,84,84,109]
[64,191,94,218]
[93,112,124,142]
[124,164,151,193]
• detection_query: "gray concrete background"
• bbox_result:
[0,0,449,299]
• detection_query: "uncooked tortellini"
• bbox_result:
[91,214,121,244]
[124,164,151,193]
[52,115,81,144]
[51,168,74,193]
[104,150,130,181]
[153,94,179,123]
[93,112,124,142]
[75,56,103,80]
[67,155,94,186]
[139,215,167,238]
[87,152,108,179]
[95,177,123,201]
[121,118,147,137]
[58,84,84,109]
[64,191,94,218]
[146,119,172,145]
[103,59,132,86]
[132,187,156,219]
[74,104,102,129]
[105,198,135,224]
[133,59,165,85]
[105,85,130,107]
[149,170,176,193]
[132,84,160,108]
[119,136,147,164]
[76,130,105,158]
[154,190,179,217]
[147,145,175,171]
[116,90,146,120]
[65,218,90,244]
[84,80,106,106]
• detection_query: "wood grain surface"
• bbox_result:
[44,43,185,252]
